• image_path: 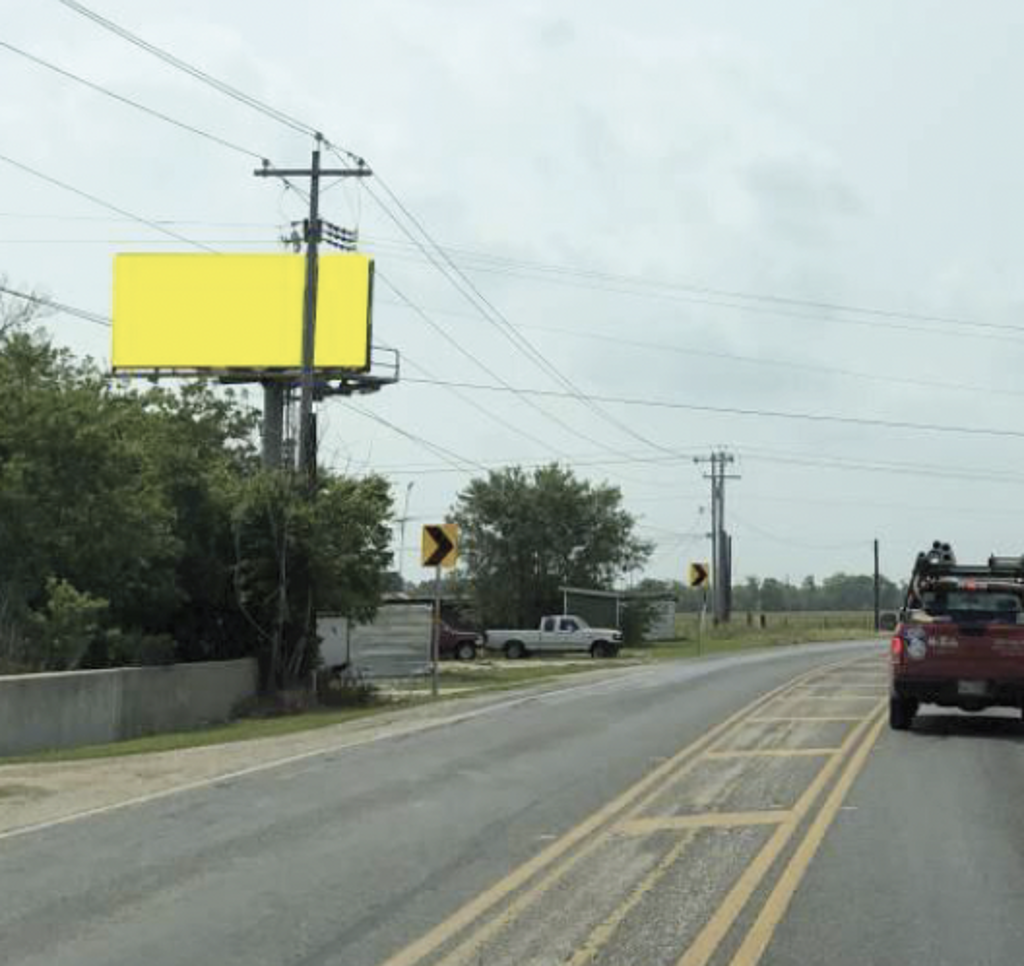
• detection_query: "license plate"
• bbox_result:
[958,680,988,697]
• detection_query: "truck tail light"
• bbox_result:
[890,635,905,666]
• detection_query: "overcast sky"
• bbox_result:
[4,0,1024,585]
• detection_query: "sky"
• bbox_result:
[3,0,1024,585]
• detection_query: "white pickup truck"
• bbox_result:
[484,615,623,659]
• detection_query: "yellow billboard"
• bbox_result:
[112,253,373,372]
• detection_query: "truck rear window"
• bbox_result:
[921,590,1022,623]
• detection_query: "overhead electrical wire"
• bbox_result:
[361,170,678,458]
[0,283,111,327]
[0,39,267,161]
[0,212,279,227]
[402,375,1024,442]
[31,0,1024,355]
[729,511,867,552]
[0,152,219,253]
[41,0,1024,512]
[381,299,1024,402]
[361,234,1024,340]
[19,279,1024,486]
[40,2,666,465]
[342,403,488,474]
[376,270,640,459]
[55,0,322,141]
[400,353,562,456]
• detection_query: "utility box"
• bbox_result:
[318,602,433,679]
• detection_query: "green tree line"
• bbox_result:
[0,294,392,687]
[664,573,904,613]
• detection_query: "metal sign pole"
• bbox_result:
[431,565,441,698]
[699,589,707,656]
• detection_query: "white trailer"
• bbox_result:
[318,602,433,679]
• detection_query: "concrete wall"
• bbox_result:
[0,658,258,757]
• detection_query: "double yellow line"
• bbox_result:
[678,703,884,966]
[378,655,881,966]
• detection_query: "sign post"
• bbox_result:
[689,562,711,656]
[421,524,459,697]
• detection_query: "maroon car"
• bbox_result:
[439,622,481,662]
[887,541,1024,730]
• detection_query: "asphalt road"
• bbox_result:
[8,639,1012,966]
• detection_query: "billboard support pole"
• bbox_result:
[261,381,286,469]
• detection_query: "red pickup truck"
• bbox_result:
[887,542,1024,730]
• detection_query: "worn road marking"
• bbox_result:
[675,702,885,966]
[747,715,866,723]
[618,811,790,835]
[704,748,841,760]
[568,830,698,966]
[375,659,863,966]
[727,713,887,966]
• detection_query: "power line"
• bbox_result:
[402,374,1024,442]
[0,152,219,252]
[401,353,562,456]
[378,249,1024,347]
[730,511,866,552]
[376,270,641,459]
[0,284,110,327]
[498,321,1024,401]
[6,205,1021,345]
[361,234,1024,340]
[0,212,279,227]
[341,403,488,473]
[361,170,677,457]
[381,298,1024,402]
[55,0,320,141]
[0,39,267,161]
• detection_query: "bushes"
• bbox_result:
[0,297,393,681]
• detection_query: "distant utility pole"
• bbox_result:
[873,538,881,631]
[397,482,415,581]
[694,450,740,623]
[254,134,372,487]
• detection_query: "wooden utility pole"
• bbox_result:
[874,538,881,631]
[695,451,740,624]
[254,137,372,688]
[254,135,372,487]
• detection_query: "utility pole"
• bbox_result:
[254,135,372,488]
[694,450,740,624]
[254,136,372,689]
[873,538,881,631]
[397,482,415,582]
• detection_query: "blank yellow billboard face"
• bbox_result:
[112,253,372,372]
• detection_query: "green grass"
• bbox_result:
[0,663,607,766]
[0,703,407,766]
[634,611,880,662]
[436,661,619,691]
[673,610,876,640]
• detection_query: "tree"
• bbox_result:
[0,291,394,683]
[232,471,393,690]
[759,578,788,612]
[452,464,652,627]
[732,577,760,612]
